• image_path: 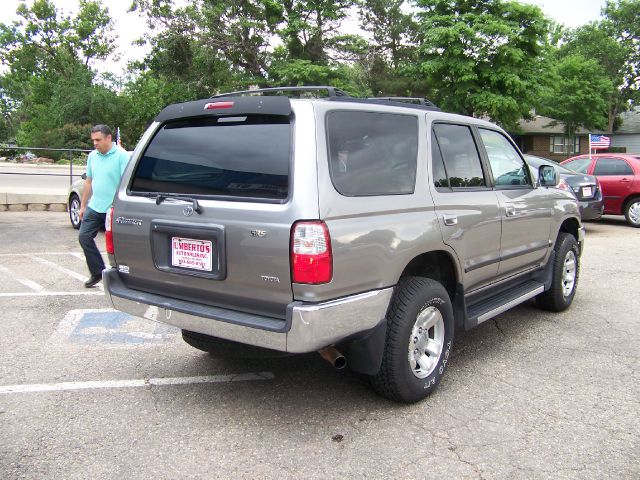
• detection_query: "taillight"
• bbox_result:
[291,221,332,284]
[204,101,234,110]
[105,207,114,254]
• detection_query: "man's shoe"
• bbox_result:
[84,274,101,288]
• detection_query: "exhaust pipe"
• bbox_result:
[318,346,347,370]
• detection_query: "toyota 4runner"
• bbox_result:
[103,87,584,403]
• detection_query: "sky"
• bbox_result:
[0,0,609,76]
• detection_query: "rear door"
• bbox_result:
[430,122,502,292]
[592,157,635,214]
[112,97,315,319]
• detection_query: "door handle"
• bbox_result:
[505,204,516,217]
[443,214,458,226]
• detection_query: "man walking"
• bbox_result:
[79,125,129,287]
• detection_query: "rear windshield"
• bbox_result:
[130,115,291,201]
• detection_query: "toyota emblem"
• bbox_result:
[183,205,194,216]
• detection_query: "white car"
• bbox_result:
[67,173,85,229]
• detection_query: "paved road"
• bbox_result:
[0,163,84,195]
[0,212,638,479]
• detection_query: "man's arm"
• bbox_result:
[79,177,92,221]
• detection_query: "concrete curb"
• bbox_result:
[2,203,67,212]
[1,192,68,212]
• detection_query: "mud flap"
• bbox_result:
[340,320,387,375]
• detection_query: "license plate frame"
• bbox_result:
[150,221,226,280]
[171,237,214,272]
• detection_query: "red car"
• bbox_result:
[562,154,640,227]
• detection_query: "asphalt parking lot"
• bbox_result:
[1,211,638,479]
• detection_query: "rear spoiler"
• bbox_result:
[154,96,292,122]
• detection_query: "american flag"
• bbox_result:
[590,134,610,149]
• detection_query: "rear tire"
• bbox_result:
[624,197,640,228]
[536,233,579,312]
[181,330,289,359]
[370,277,454,403]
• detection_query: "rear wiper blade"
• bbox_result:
[155,194,203,214]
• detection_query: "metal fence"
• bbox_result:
[0,146,91,186]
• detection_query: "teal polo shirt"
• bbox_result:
[86,143,130,213]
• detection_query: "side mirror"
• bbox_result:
[81,172,87,180]
[538,165,557,187]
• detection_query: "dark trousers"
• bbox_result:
[78,207,106,276]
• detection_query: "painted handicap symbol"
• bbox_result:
[55,309,179,346]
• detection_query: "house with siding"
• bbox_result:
[611,108,640,154]
[509,115,597,162]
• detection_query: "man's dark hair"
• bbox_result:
[91,124,112,137]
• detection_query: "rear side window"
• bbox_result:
[593,158,634,175]
[432,124,486,188]
[563,157,591,174]
[326,111,418,196]
[130,116,291,201]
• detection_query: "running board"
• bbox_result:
[466,280,544,329]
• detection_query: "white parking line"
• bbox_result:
[0,372,275,394]
[32,256,88,283]
[0,264,45,292]
[0,291,104,297]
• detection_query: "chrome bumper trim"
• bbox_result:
[286,289,393,353]
[103,268,393,353]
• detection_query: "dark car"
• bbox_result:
[525,155,603,221]
[561,154,640,227]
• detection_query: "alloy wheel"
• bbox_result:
[408,306,445,379]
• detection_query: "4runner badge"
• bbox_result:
[115,217,142,226]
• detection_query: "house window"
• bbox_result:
[550,136,580,154]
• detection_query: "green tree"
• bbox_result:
[538,54,613,141]
[131,0,279,89]
[413,0,549,129]
[0,0,119,148]
[359,0,416,70]
[602,0,640,129]
[356,0,423,97]
[268,0,368,88]
[558,22,637,132]
[278,0,355,64]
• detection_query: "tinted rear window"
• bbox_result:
[326,111,418,196]
[130,116,290,201]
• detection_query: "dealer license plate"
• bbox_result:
[582,186,592,197]
[171,237,213,271]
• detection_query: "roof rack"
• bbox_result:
[328,96,441,112]
[211,86,350,99]
[209,86,440,111]
[369,96,438,107]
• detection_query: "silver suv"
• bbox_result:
[103,87,584,403]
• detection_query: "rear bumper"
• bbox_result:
[579,200,604,221]
[103,268,393,354]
